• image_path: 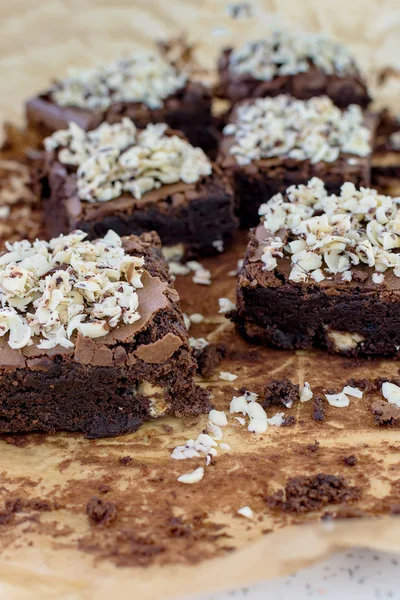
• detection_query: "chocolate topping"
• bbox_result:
[134,332,183,364]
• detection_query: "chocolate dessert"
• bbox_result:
[217,30,370,108]
[217,95,375,228]
[40,119,236,257]
[0,229,209,437]
[26,51,217,154]
[233,178,400,356]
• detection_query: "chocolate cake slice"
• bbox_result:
[40,118,236,258]
[233,177,400,357]
[217,95,375,228]
[26,50,216,155]
[0,229,209,437]
[217,30,370,108]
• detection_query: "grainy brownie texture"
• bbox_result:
[217,95,375,228]
[217,31,370,108]
[0,230,209,437]
[26,51,217,155]
[40,119,236,258]
[233,178,400,357]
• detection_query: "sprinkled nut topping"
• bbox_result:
[223,95,371,166]
[0,230,144,350]
[228,30,359,81]
[44,119,212,203]
[50,52,187,111]
[259,178,400,283]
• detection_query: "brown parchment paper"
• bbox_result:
[1,2,400,599]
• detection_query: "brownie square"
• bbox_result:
[233,177,400,357]
[217,95,375,228]
[217,31,370,108]
[26,51,217,156]
[0,229,209,437]
[40,119,236,258]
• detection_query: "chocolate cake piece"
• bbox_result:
[217,95,375,228]
[233,177,400,357]
[26,51,217,155]
[217,30,370,108]
[0,229,209,437]
[40,119,236,258]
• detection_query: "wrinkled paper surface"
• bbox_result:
[0,2,400,598]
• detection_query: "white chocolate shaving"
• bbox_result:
[0,230,143,349]
[382,382,400,408]
[45,119,212,204]
[259,178,400,281]
[228,30,360,81]
[224,95,371,166]
[177,467,204,484]
[50,52,187,111]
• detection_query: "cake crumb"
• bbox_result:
[86,497,117,526]
[307,440,320,452]
[193,343,227,378]
[264,379,299,408]
[265,473,360,514]
[313,396,326,421]
[343,455,358,466]
[371,400,400,426]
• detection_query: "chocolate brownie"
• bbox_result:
[40,119,236,258]
[217,95,375,228]
[217,30,370,108]
[26,51,217,156]
[0,229,209,437]
[233,177,400,357]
